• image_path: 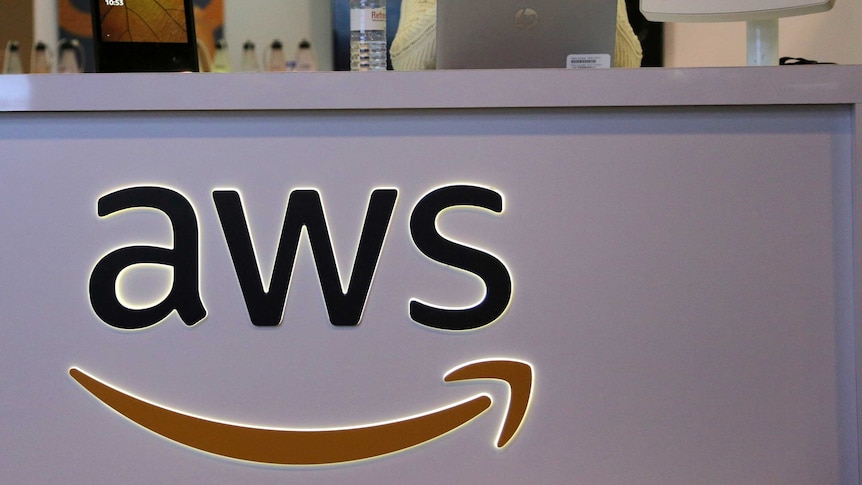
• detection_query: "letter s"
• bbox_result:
[409,185,512,331]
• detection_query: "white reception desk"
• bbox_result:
[1,67,861,485]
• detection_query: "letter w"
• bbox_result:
[213,189,397,327]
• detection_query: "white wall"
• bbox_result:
[663,0,862,66]
[225,1,333,71]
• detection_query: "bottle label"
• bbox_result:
[350,8,387,32]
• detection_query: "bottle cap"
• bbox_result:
[59,39,79,51]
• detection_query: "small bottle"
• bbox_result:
[2,40,24,74]
[240,40,260,72]
[294,39,317,72]
[212,39,232,73]
[30,41,52,73]
[56,39,83,73]
[197,39,213,72]
[350,0,387,71]
[265,39,287,72]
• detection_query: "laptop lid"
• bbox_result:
[436,0,617,69]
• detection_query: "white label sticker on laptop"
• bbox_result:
[567,54,611,69]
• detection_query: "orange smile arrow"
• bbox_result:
[69,359,533,465]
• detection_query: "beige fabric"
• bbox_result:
[614,0,643,68]
[391,0,439,70]
[391,0,643,70]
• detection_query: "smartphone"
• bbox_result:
[90,0,199,72]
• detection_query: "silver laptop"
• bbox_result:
[436,0,617,69]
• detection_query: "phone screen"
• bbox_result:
[99,0,191,43]
[91,0,198,72]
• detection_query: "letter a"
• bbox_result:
[89,187,206,330]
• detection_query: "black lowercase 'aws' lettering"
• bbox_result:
[88,185,512,332]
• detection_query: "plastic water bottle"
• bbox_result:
[31,41,52,74]
[56,39,84,73]
[2,40,23,74]
[265,39,288,72]
[294,39,317,72]
[240,40,260,72]
[212,39,232,73]
[350,0,387,71]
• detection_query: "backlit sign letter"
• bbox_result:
[409,185,512,330]
[213,189,398,327]
[89,186,206,329]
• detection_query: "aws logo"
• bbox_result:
[75,184,533,465]
[88,184,512,331]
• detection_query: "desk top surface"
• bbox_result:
[1,66,861,113]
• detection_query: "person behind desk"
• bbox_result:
[391,0,643,70]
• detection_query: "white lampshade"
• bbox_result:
[640,0,835,22]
